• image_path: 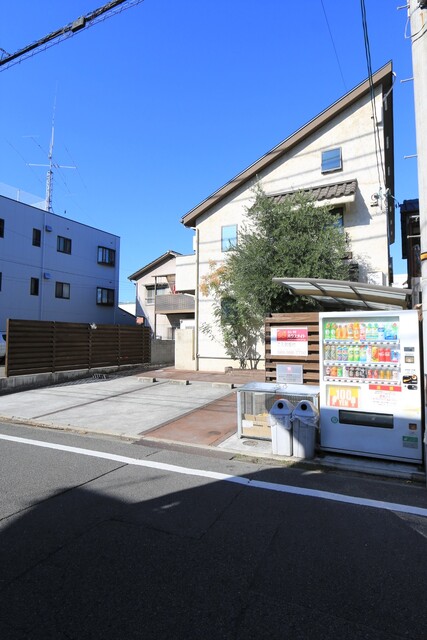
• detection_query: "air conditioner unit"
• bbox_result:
[45,224,52,232]
[43,272,51,279]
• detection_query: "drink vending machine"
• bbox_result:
[319,310,423,463]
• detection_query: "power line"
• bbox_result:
[0,0,145,72]
[320,0,347,92]
[360,0,386,190]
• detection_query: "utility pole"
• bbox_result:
[409,1,427,390]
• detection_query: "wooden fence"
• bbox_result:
[5,319,151,377]
[264,312,320,384]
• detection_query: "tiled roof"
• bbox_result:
[269,179,358,204]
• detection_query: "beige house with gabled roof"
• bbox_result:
[178,62,396,371]
[129,250,195,340]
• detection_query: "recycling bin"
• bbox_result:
[292,400,319,459]
[269,399,294,456]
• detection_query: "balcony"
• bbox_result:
[155,293,195,314]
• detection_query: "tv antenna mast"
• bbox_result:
[28,95,76,212]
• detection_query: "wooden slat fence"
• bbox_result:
[265,312,320,384]
[5,319,151,377]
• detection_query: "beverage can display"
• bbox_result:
[359,323,366,340]
[336,366,343,377]
[324,344,331,360]
[391,350,399,363]
[341,323,347,339]
[353,345,360,361]
[367,368,373,378]
[392,370,399,381]
[359,345,367,362]
[379,369,385,379]
[330,323,336,339]
[371,346,379,362]
[348,345,354,361]
[348,367,354,377]
[330,345,336,360]
[379,348,385,362]
[347,323,353,339]
[384,348,391,362]
[386,370,392,380]
[342,345,348,361]
[377,323,385,340]
[330,366,337,377]
[373,369,379,378]
[325,366,331,376]
[337,346,342,361]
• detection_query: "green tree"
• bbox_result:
[227,186,350,318]
[201,186,351,368]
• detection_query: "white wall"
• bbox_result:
[0,195,122,329]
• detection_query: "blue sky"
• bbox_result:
[0,0,417,301]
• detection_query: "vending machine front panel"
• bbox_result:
[319,310,423,463]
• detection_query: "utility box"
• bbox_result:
[292,400,319,459]
[269,399,294,456]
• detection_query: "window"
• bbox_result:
[57,235,72,254]
[146,287,155,304]
[32,228,41,247]
[321,148,342,173]
[329,206,344,228]
[98,246,116,265]
[97,287,115,306]
[55,282,70,299]
[0,218,4,238]
[30,277,39,296]
[221,224,238,251]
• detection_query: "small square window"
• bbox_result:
[0,218,4,238]
[321,148,342,173]
[97,287,115,306]
[57,235,72,254]
[221,224,238,252]
[30,277,40,296]
[32,228,41,247]
[55,282,70,299]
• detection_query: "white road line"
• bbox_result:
[1,432,427,518]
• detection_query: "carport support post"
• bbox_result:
[410,2,427,427]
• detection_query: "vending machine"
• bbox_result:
[319,310,423,463]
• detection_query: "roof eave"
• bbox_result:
[181,61,393,228]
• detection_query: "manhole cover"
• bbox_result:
[242,440,259,447]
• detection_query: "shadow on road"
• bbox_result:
[1,464,427,639]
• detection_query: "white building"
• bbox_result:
[179,63,396,371]
[0,194,132,330]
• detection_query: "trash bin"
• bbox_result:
[292,400,319,459]
[269,399,294,456]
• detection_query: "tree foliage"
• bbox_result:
[201,185,351,368]
[227,185,350,318]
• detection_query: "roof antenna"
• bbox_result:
[28,89,75,212]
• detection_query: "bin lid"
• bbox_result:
[238,382,319,394]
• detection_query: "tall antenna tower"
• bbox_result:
[29,95,75,212]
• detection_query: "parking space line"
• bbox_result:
[1,432,426,518]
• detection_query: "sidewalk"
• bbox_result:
[135,367,426,483]
[0,364,425,483]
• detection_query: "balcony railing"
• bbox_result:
[155,293,195,314]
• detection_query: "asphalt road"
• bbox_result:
[1,420,427,639]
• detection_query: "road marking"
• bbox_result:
[1,432,427,518]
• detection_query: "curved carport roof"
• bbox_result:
[272,278,412,311]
